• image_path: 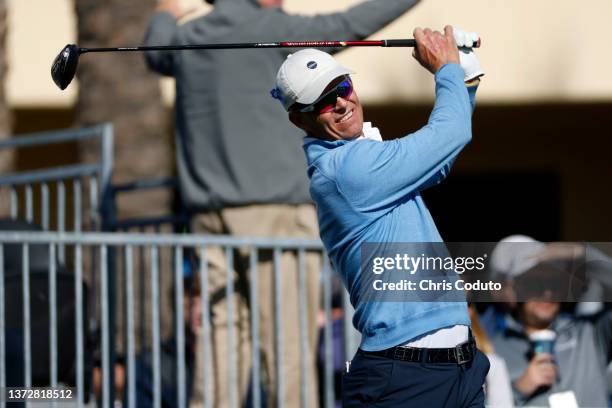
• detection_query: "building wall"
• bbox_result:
[6,0,612,108]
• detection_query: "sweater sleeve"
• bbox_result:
[417,80,478,191]
[276,0,420,54]
[143,12,180,76]
[336,64,473,212]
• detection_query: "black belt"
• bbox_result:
[359,337,477,365]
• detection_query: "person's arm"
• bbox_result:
[594,307,612,363]
[531,244,612,360]
[583,246,612,299]
[277,0,421,53]
[416,28,483,189]
[583,247,612,361]
[336,64,472,212]
[417,80,478,190]
[143,0,194,76]
[143,12,179,76]
[512,354,557,405]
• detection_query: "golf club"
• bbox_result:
[51,38,481,90]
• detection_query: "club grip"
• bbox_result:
[383,38,481,48]
[383,39,417,47]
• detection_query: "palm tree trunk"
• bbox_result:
[73,0,175,394]
[74,0,172,221]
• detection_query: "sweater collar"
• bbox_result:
[302,122,383,171]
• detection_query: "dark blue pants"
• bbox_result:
[342,349,490,407]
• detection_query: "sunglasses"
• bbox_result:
[294,77,353,114]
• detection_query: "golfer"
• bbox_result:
[272,26,490,406]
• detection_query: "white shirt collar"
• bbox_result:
[302,122,383,146]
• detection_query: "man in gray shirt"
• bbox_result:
[144,0,421,405]
[490,242,612,407]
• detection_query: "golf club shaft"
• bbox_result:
[79,40,412,53]
[78,39,479,54]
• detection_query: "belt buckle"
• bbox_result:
[455,345,470,365]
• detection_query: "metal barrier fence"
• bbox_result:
[0,231,360,408]
[0,124,113,243]
[103,177,189,233]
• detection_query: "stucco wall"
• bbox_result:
[7,0,612,107]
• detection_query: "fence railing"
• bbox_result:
[0,231,359,408]
[0,124,113,243]
[103,177,189,233]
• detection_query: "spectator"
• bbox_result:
[143,0,422,406]
[489,238,612,407]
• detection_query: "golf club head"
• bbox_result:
[51,44,80,90]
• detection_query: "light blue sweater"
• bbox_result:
[303,64,477,351]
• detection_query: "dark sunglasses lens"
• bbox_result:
[314,80,352,112]
[315,93,338,111]
[336,80,352,97]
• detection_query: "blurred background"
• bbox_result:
[4,0,612,242]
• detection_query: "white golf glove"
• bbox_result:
[453,27,484,82]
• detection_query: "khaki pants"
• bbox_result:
[191,204,321,408]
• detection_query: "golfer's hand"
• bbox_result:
[156,0,196,20]
[412,25,460,75]
[514,354,557,396]
[454,27,485,82]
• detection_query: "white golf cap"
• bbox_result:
[490,235,546,278]
[271,49,354,111]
